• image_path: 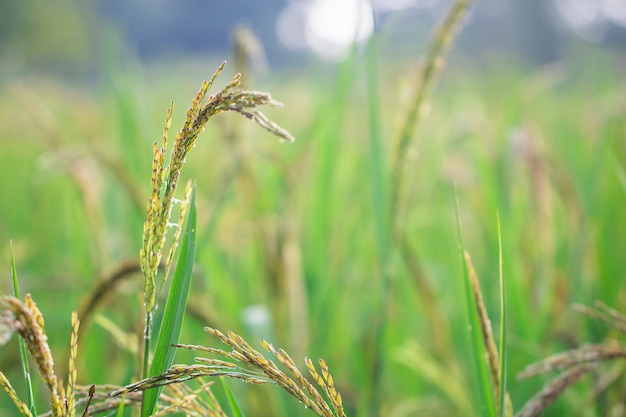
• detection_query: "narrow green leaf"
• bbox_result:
[454,191,497,417]
[141,185,197,416]
[10,242,19,298]
[115,394,126,417]
[221,377,245,417]
[10,242,37,417]
[497,214,509,417]
[365,33,392,412]
[366,35,390,265]
[612,155,626,195]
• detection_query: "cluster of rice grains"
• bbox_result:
[0,295,93,417]
[140,61,294,315]
[0,63,325,417]
[111,327,346,417]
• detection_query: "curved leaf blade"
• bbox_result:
[142,184,197,416]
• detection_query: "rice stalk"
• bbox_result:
[517,302,626,415]
[78,259,146,343]
[10,242,37,416]
[515,365,594,417]
[111,327,346,417]
[455,194,497,417]
[364,0,473,411]
[138,62,294,391]
[464,252,501,408]
[382,0,474,396]
[390,0,472,220]
[496,216,513,417]
[0,371,32,417]
[140,61,294,314]
[66,311,80,417]
[0,295,63,416]
[574,301,626,335]
[518,342,626,378]
[79,385,95,417]
[141,182,197,416]
[0,296,90,417]
[152,380,224,417]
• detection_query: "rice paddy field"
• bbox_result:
[1,4,626,417]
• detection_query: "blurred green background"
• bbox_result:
[1,1,625,416]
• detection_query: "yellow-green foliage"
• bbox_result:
[0,1,625,415]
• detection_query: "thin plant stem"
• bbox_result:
[142,312,153,380]
[390,0,472,222]
[137,62,293,411]
[10,243,37,417]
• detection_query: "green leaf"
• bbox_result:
[454,192,497,417]
[141,184,197,416]
[364,33,392,412]
[366,35,390,266]
[10,242,37,417]
[497,214,509,417]
[221,377,246,417]
[613,155,626,196]
[115,394,126,417]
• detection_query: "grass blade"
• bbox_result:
[141,183,198,416]
[454,191,497,417]
[497,215,511,417]
[221,377,246,417]
[612,155,626,195]
[115,393,126,417]
[365,29,392,415]
[10,242,37,417]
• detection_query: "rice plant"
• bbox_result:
[1,0,625,415]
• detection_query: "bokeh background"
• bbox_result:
[1,1,626,417]
[2,0,626,73]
